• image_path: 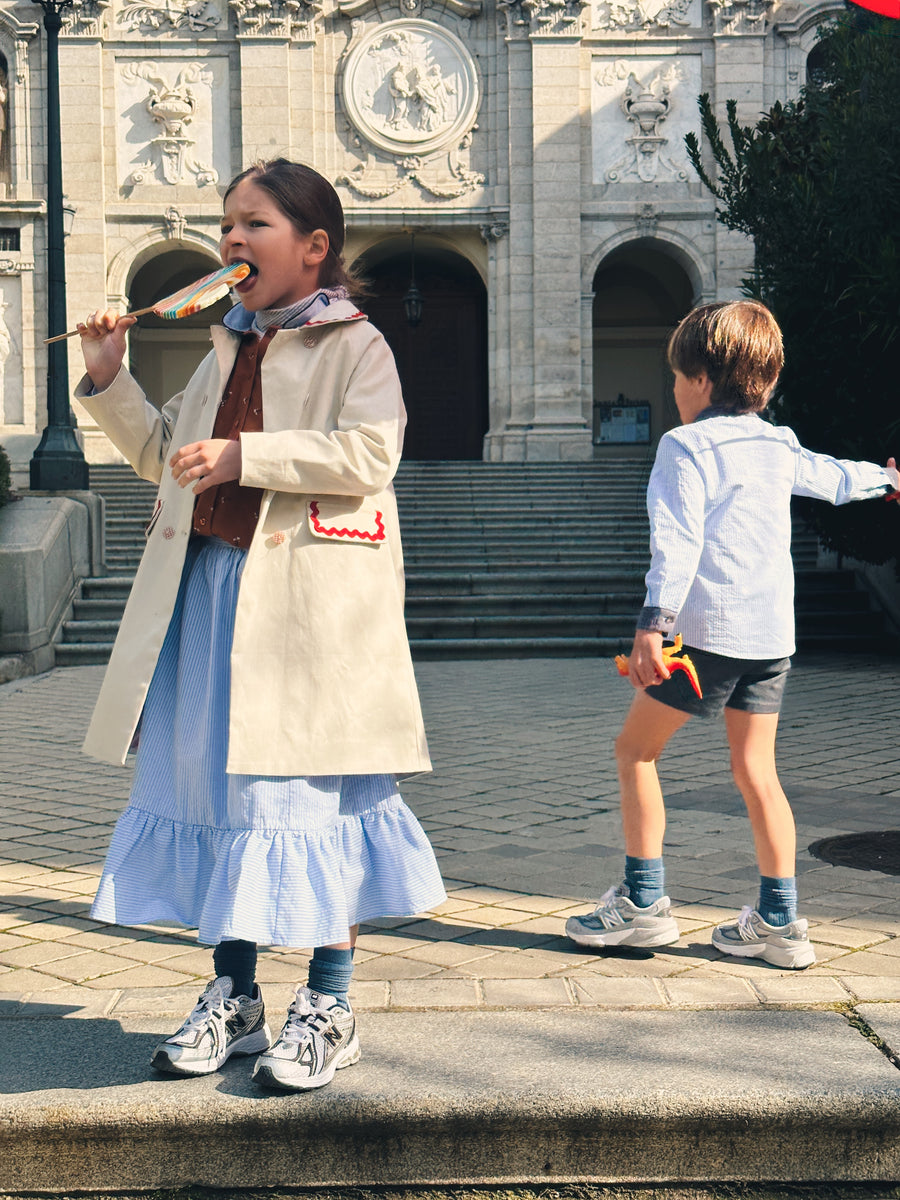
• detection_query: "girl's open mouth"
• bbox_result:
[232,261,258,291]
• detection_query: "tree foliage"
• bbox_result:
[684,9,900,564]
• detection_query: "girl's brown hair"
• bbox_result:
[667,300,784,413]
[224,158,366,299]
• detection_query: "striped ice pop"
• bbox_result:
[45,260,253,343]
[152,261,252,318]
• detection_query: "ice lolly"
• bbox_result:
[45,261,252,343]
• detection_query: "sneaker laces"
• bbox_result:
[590,883,629,930]
[278,990,333,1047]
[174,984,237,1038]
[734,905,757,941]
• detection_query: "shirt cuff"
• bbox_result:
[636,606,678,635]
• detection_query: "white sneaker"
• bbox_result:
[150,977,271,1076]
[565,883,680,948]
[252,986,360,1092]
[712,906,816,969]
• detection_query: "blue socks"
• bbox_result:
[758,876,798,927]
[624,855,665,909]
[307,946,355,1009]
[213,939,258,999]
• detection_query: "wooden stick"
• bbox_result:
[44,306,155,344]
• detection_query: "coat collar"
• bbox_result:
[209,300,368,380]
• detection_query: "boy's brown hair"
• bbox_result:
[667,300,784,413]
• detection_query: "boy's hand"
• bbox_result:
[170,439,242,494]
[76,309,137,393]
[886,457,900,499]
[627,629,671,689]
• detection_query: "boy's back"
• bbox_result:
[647,411,892,659]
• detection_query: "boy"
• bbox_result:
[566,301,898,968]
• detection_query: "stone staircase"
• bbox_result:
[53,460,894,664]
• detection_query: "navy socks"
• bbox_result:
[624,855,665,908]
[307,946,355,1009]
[758,876,798,927]
[213,939,258,999]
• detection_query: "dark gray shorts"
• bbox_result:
[649,646,791,720]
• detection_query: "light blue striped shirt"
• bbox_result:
[640,410,895,659]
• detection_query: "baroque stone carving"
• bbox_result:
[163,206,187,238]
[605,64,689,182]
[707,0,772,35]
[636,202,658,235]
[480,220,509,242]
[595,0,693,31]
[230,0,322,40]
[117,0,221,34]
[338,19,483,199]
[499,0,589,39]
[121,63,218,187]
[62,0,112,37]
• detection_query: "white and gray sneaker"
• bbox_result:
[712,906,815,969]
[252,986,360,1092]
[150,976,271,1076]
[565,883,680,948]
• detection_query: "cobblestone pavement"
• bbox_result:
[2,654,900,1019]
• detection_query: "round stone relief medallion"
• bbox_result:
[341,19,480,157]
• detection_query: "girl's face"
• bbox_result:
[219,178,328,312]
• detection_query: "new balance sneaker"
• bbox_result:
[150,976,271,1076]
[252,986,360,1092]
[565,883,680,948]
[712,906,816,969]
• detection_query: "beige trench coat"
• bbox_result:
[76,302,432,777]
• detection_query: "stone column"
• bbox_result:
[527,26,590,460]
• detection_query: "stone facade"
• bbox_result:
[0,0,838,470]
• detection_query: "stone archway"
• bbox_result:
[355,238,488,461]
[591,241,695,452]
[128,248,227,410]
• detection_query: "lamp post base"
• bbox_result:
[29,425,90,491]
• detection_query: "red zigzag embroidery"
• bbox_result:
[309,501,385,542]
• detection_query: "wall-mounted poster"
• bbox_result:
[596,403,650,445]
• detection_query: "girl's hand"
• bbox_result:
[170,439,242,494]
[628,629,670,689]
[886,457,900,498]
[76,310,136,393]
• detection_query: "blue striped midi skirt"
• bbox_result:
[91,536,446,947]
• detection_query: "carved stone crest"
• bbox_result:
[120,62,219,188]
[606,65,688,182]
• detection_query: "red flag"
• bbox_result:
[849,0,900,15]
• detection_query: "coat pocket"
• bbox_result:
[308,497,386,544]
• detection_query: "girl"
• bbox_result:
[75,159,445,1091]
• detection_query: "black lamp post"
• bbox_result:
[402,232,423,329]
[29,0,89,491]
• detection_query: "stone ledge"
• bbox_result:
[1,1009,900,1192]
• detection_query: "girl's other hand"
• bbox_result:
[170,439,242,494]
[628,629,670,690]
[886,457,900,497]
[76,310,136,393]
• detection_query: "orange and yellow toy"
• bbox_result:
[615,634,703,699]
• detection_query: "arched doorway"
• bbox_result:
[592,241,695,451]
[129,249,230,410]
[355,238,488,460]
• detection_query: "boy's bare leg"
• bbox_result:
[724,708,795,878]
[616,689,692,858]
